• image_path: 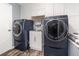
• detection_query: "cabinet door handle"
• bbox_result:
[34,36,36,42]
[8,29,11,31]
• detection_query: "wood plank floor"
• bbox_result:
[0,49,44,56]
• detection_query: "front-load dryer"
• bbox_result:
[43,15,68,56]
[13,19,33,51]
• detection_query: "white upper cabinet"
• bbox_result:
[44,3,65,16]
[53,3,65,16]
[65,3,79,16]
[44,4,54,16]
[30,4,45,16]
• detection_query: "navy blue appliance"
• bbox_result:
[13,19,33,51]
[44,15,68,56]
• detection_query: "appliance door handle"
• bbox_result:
[73,33,79,35]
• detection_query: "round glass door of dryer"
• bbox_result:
[13,22,22,37]
[45,20,68,42]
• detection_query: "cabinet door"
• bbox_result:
[68,40,79,56]
[35,31,42,51]
[44,4,54,16]
[29,31,36,49]
[53,3,65,16]
[29,31,42,51]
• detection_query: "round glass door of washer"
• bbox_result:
[45,20,68,42]
[13,22,22,37]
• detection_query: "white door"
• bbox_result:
[0,4,12,54]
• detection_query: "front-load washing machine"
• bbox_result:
[43,15,68,56]
[13,19,33,51]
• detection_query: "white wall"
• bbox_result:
[65,4,79,34]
